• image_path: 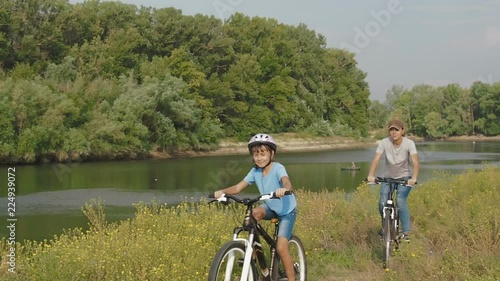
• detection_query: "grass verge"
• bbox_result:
[1,167,499,280]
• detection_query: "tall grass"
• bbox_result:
[1,167,499,280]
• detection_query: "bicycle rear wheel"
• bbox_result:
[208,241,258,281]
[271,235,307,281]
[382,209,392,269]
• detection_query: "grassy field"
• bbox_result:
[1,167,499,280]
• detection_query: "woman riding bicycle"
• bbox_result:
[214,133,298,280]
[367,119,419,242]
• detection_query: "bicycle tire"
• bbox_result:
[382,209,392,269]
[390,213,398,241]
[271,235,307,281]
[208,241,258,281]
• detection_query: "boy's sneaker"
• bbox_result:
[378,229,383,239]
[399,232,410,242]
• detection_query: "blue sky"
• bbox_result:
[72,0,500,101]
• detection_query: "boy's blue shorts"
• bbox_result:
[259,204,297,240]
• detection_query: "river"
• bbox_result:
[1,141,499,242]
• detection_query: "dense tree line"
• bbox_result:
[370,82,500,138]
[0,0,497,164]
[0,0,370,163]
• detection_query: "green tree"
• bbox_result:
[368,100,389,129]
[385,85,406,111]
[321,49,369,136]
[0,81,16,161]
[441,84,472,136]
[425,111,448,139]
[0,1,15,69]
[471,81,500,135]
[408,85,442,136]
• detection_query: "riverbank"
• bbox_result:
[150,133,377,159]
[150,133,500,159]
[445,135,500,142]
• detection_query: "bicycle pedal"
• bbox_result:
[294,262,300,274]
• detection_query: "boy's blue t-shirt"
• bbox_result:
[243,162,297,216]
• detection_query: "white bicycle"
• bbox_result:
[207,192,307,281]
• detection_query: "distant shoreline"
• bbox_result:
[151,134,376,159]
[150,134,500,159]
[442,135,500,142]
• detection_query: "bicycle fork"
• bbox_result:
[242,233,255,281]
[383,200,395,220]
[383,200,396,240]
[383,201,400,244]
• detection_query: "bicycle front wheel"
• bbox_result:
[382,209,392,269]
[208,241,258,281]
[271,235,307,281]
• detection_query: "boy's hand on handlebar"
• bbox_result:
[407,179,417,186]
[214,190,224,199]
[275,188,289,198]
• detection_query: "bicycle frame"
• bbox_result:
[230,208,280,280]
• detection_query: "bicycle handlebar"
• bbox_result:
[367,177,417,185]
[208,191,293,205]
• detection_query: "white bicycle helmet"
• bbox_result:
[247,133,277,153]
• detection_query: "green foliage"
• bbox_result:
[0,0,497,164]
[304,120,361,138]
[424,112,448,139]
[2,168,498,280]
[407,167,500,280]
[44,56,78,82]
[9,63,36,80]
[471,82,500,135]
[377,82,498,138]
[368,100,389,129]
[0,72,224,163]
[0,82,15,161]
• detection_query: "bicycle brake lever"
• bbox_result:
[216,194,229,202]
[261,193,274,200]
[208,194,230,205]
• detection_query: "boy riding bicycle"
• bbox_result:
[214,133,297,280]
